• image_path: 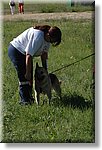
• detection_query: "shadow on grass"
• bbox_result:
[52,93,93,110]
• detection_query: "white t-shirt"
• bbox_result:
[10,27,50,57]
[18,0,24,3]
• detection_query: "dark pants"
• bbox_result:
[8,44,33,103]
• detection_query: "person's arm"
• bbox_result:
[25,54,33,80]
[41,52,48,70]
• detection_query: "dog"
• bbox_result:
[34,62,61,105]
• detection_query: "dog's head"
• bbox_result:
[35,63,48,81]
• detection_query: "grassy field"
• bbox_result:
[3,2,94,14]
[2,18,95,143]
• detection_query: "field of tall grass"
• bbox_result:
[2,16,95,142]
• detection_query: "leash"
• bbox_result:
[51,53,95,73]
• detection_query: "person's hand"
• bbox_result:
[25,72,31,81]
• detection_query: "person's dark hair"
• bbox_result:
[49,26,61,46]
[34,25,61,46]
[34,25,50,35]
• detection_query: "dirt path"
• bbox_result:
[3,12,94,21]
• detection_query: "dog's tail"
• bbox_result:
[49,73,62,85]
[49,73,62,99]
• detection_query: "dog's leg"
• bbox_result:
[53,84,62,99]
[57,89,62,99]
[57,87,62,99]
[47,90,52,105]
[35,90,40,105]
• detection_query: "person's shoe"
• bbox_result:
[19,98,31,105]
[19,97,34,105]
[19,101,30,105]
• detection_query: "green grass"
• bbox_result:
[3,2,94,14]
[2,19,95,143]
